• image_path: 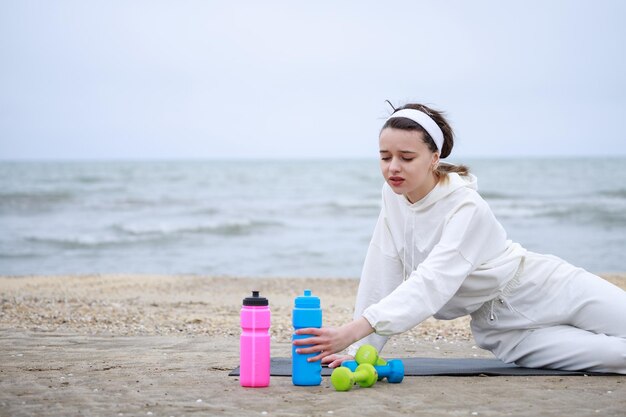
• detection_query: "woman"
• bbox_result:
[293,103,626,373]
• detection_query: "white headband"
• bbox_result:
[387,109,444,154]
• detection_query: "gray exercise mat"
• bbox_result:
[229,357,611,377]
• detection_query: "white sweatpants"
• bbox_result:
[470,252,626,374]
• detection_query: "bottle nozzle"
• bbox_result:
[304,289,311,296]
[243,291,268,306]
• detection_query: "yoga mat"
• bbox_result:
[229,357,610,377]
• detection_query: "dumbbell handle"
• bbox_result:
[331,363,378,391]
[353,367,369,382]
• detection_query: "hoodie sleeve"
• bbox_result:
[346,201,405,356]
[361,199,503,336]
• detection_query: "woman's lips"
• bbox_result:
[389,177,405,187]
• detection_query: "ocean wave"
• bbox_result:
[480,191,519,200]
[493,200,626,226]
[492,206,543,219]
[22,219,280,249]
[0,250,43,259]
[112,218,281,237]
[489,199,547,218]
[111,196,201,208]
[324,198,381,211]
[540,206,626,226]
[74,175,107,184]
[187,207,220,216]
[25,234,143,248]
[0,190,74,212]
[597,189,626,199]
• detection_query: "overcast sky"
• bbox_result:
[1,1,625,160]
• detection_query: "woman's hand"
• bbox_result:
[322,354,354,369]
[292,317,374,363]
[292,326,353,363]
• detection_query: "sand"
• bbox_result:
[1,274,625,417]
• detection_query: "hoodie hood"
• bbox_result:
[402,172,478,210]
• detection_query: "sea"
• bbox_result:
[1,158,625,277]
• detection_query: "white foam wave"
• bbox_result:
[113,218,279,236]
[325,198,381,211]
[26,234,140,248]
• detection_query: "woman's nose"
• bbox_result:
[389,157,401,173]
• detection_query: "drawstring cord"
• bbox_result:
[402,207,416,281]
[488,256,526,322]
[411,213,416,276]
[402,212,409,280]
[489,297,505,321]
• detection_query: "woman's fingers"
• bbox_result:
[292,328,327,348]
[295,345,324,355]
[294,327,323,336]
[293,335,328,350]
[321,354,339,364]
[292,336,321,347]
[323,354,343,368]
[328,358,343,368]
[308,351,330,363]
[322,354,354,368]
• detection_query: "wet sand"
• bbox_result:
[1,274,625,416]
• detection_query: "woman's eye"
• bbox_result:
[402,157,414,162]
[381,157,391,161]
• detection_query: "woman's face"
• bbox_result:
[379,127,439,203]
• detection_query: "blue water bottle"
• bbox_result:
[292,289,322,386]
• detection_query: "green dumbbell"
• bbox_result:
[354,344,387,366]
[330,363,378,391]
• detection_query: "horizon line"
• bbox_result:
[1,154,626,163]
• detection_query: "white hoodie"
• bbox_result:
[348,172,526,355]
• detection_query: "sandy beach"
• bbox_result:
[1,274,625,417]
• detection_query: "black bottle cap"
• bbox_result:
[243,290,269,306]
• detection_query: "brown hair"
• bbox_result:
[381,103,470,180]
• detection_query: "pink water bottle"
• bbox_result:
[239,291,271,387]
